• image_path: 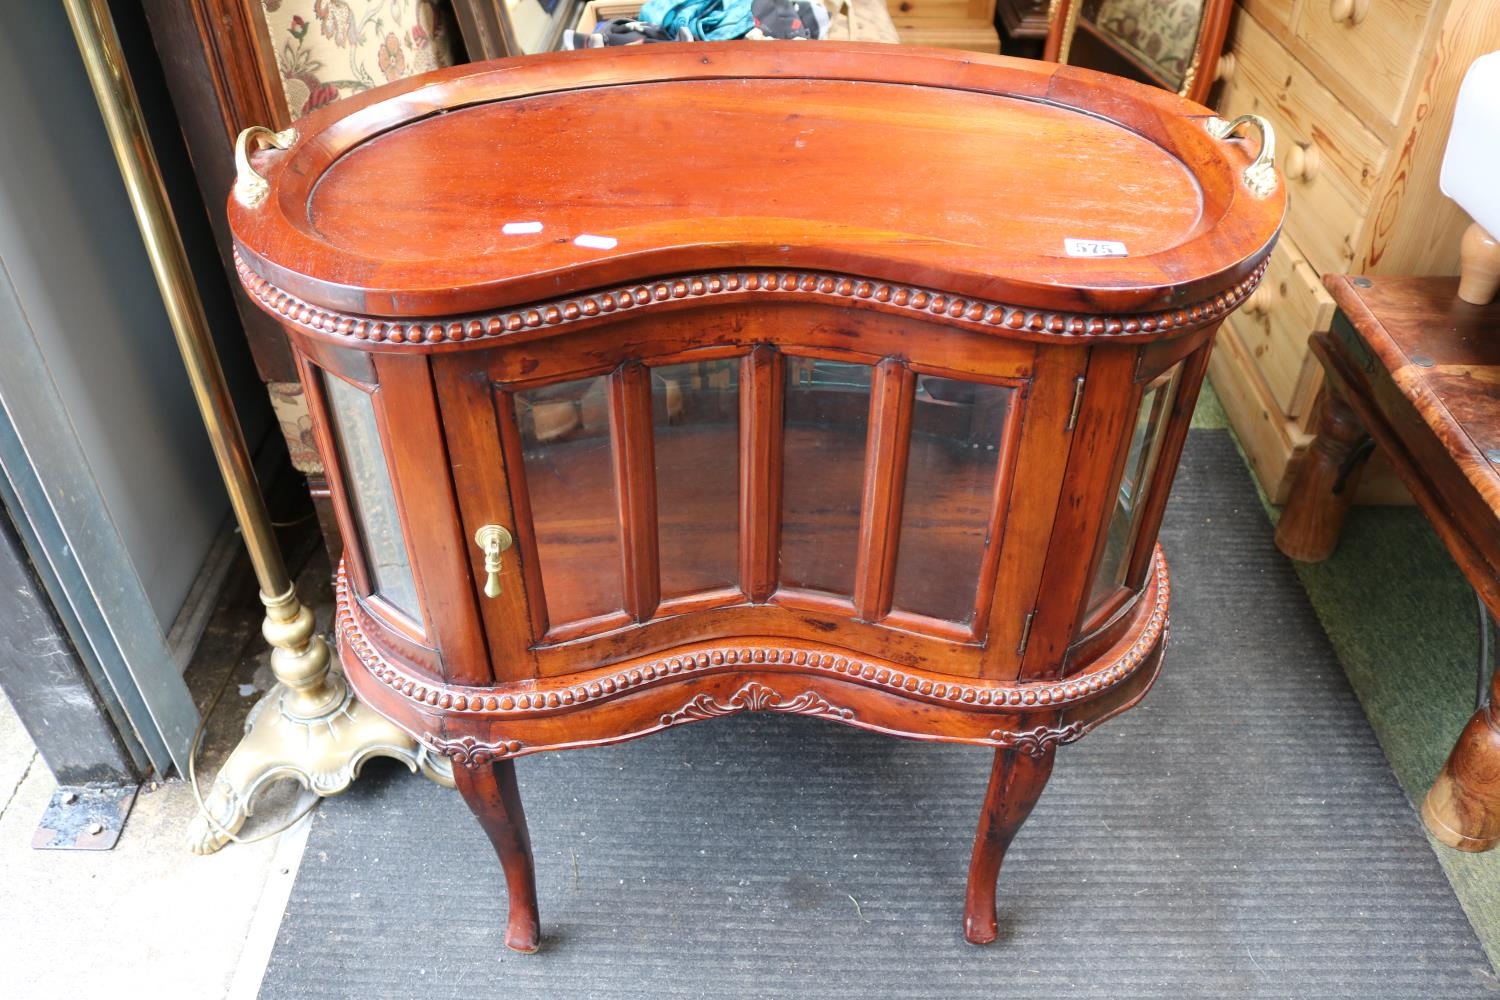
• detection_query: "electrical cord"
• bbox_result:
[186,638,322,846]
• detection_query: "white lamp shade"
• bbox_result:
[1441,50,1500,241]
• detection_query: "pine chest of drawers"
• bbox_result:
[1211,0,1500,502]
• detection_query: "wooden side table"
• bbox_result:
[1277,275,1500,852]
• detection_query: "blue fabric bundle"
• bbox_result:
[638,0,755,40]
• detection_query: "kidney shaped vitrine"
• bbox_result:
[228,43,1282,952]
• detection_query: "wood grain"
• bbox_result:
[1289,0,1438,128]
[1230,232,1334,419]
[1280,275,1500,850]
[232,45,1280,950]
[1217,9,1384,278]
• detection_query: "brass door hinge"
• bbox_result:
[1065,375,1086,431]
[1016,609,1038,656]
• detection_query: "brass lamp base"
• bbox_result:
[185,588,452,855]
[185,672,453,855]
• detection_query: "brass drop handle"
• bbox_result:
[1329,0,1369,24]
[474,524,513,599]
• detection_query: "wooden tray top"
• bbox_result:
[230,43,1284,327]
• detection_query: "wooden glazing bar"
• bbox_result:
[1119,336,1215,594]
[295,353,372,601]
[493,385,551,644]
[970,346,1085,679]
[428,357,541,680]
[961,381,1027,639]
[610,362,661,622]
[1017,347,1138,680]
[854,358,916,622]
[371,352,494,680]
[740,346,784,603]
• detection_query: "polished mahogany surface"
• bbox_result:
[231,43,1280,318]
[231,43,1283,951]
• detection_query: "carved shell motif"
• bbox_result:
[661,682,856,726]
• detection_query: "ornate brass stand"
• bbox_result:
[63,0,451,856]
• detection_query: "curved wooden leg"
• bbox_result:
[1423,695,1500,852]
[454,758,541,952]
[1275,392,1372,563]
[963,746,1055,945]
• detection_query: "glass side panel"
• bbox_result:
[513,375,625,626]
[652,360,741,599]
[322,373,421,624]
[780,358,872,597]
[892,377,1014,624]
[1087,365,1183,613]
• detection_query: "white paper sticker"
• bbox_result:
[502,221,543,235]
[1064,238,1129,258]
[574,234,618,250]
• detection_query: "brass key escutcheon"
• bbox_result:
[474,524,513,599]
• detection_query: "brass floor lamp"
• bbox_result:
[63,0,450,855]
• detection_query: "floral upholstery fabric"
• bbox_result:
[267,380,323,475]
[261,1,460,120]
[1087,0,1202,87]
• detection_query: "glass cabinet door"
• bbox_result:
[322,372,422,626]
[891,376,1016,625]
[512,375,626,626]
[1086,364,1183,617]
[652,360,741,600]
[455,333,1043,673]
[780,359,872,598]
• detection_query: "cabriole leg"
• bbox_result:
[963,746,1055,945]
[454,758,541,952]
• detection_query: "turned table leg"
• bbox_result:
[963,746,1055,945]
[454,758,542,952]
[1276,392,1373,563]
[1458,221,1500,306]
[1423,666,1500,852]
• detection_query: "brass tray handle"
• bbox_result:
[233,125,298,209]
[1205,114,1278,199]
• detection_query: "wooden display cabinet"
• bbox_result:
[229,45,1283,952]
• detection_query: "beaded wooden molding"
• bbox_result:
[235,250,1268,348]
[333,548,1170,718]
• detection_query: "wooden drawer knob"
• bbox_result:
[1329,0,1369,24]
[1285,143,1321,183]
[1214,52,1236,83]
[1244,283,1281,316]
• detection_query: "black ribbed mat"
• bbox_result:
[260,431,1499,998]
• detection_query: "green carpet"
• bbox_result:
[1197,389,1500,969]
[1190,381,1230,431]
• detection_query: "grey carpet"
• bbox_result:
[260,431,1500,999]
